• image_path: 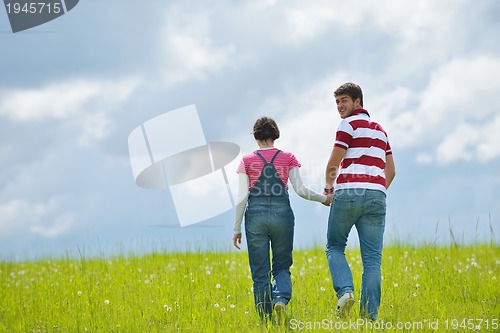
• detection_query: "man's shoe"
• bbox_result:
[336,292,354,317]
[274,301,287,325]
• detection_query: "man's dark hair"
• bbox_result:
[334,82,363,107]
[253,116,280,141]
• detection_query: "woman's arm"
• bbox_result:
[233,173,249,249]
[289,167,327,203]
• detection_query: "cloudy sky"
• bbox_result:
[0,0,499,260]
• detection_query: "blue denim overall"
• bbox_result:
[244,150,295,319]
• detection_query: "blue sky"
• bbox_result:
[0,0,499,260]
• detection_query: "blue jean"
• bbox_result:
[245,196,294,318]
[326,189,386,320]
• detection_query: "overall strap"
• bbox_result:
[270,150,281,163]
[253,150,281,164]
[253,151,267,163]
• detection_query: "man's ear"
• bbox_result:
[354,97,361,108]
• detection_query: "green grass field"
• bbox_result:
[1,244,498,332]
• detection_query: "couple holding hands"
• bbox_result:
[232,83,396,324]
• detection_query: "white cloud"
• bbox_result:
[281,4,347,44]
[0,79,138,121]
[419,56,500,121]
[271,0,466,49]
[367,1,460,41]
[0,78,140,145]
[31,213,75,238]
[435,122,480,164]
[0,197,75,239]
[0,81,101,121]
[78,111,114,146]
[372,55,500,164]
[434,114,500,165]
[160,7,236,86]
[248,0,278,10]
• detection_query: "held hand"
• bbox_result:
[322,193,333,206]
[233,233,242,250]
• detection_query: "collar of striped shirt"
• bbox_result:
[352,109,370,117]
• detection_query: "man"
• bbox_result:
[324,82,396,320]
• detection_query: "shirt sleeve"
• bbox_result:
[386,140,393,155]
[289,167,327,203]
[334,120,353,150]
[236,158,246,174]
[288,152,301,169]
[233,173,249,234]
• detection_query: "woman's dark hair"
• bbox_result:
[253,116,280,141]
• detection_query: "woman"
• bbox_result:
[232,116,332,323]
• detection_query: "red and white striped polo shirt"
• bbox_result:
[334,109,392,193]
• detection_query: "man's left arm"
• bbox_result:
[324,146,347,193]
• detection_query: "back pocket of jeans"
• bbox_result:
[367,198,386,223]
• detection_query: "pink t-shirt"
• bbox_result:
[236,148,301,190]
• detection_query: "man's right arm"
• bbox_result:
[385,154,396,189]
